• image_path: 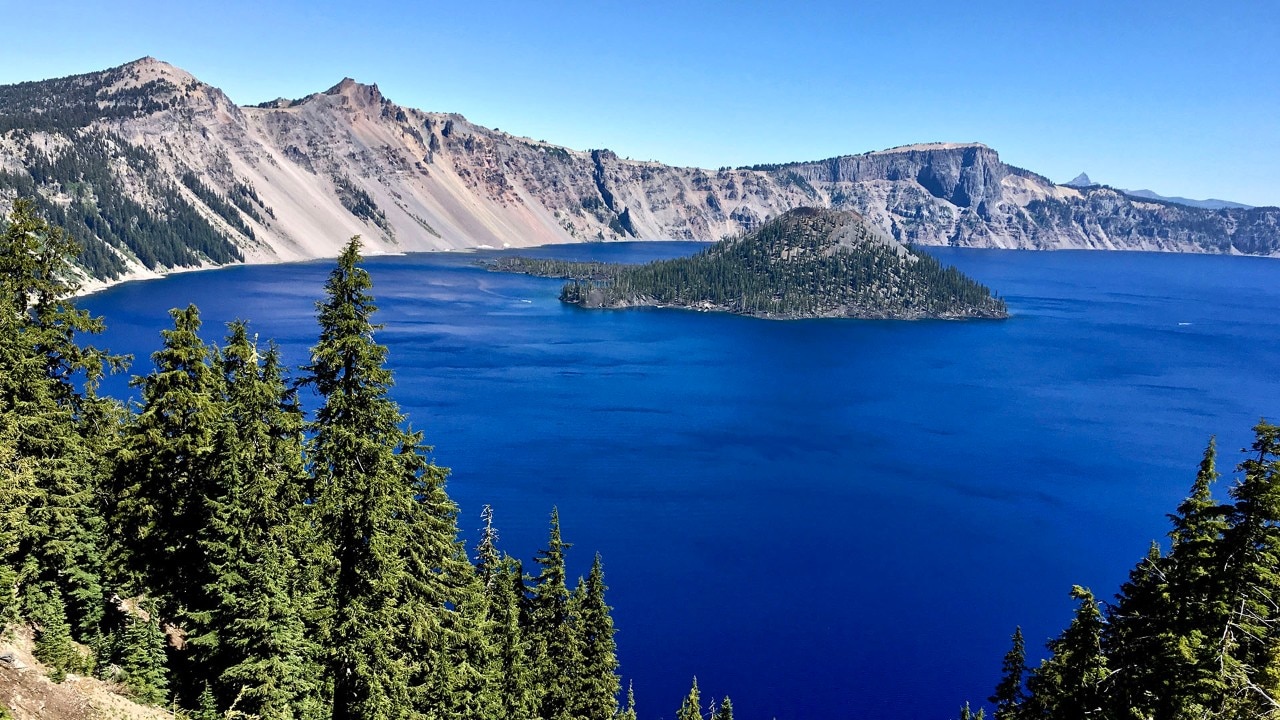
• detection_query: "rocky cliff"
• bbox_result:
[0,58,1275,289]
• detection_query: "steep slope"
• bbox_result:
[0,58,1276,291]
[0,628,171,720]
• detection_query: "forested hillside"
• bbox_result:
[0,201,729,720]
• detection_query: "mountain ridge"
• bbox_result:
[0,58,1277,292]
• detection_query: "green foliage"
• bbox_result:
[988,627,1025,720]
[530,508,578,720]
[500,208,1006,319]
[570,554,620,720]
[332,175,392,237]
[0,210,692,720]
[0,199,119,645]
[1,133,243,278]
[0,414,35,628]
[118,604,169,706]
[979,423,1280,720]
[1024,586,1107,719]
[305,237,448,719]
[28,584,77,682]
[676,677,702,720]
[111,304,223,626]
[196,323,320,717]
[0,66,175,133]
[711,696,733,720]
[616,682,637,720]
[180,172,257,240]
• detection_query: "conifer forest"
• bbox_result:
[0,200,727,720]
[2,198,1279,720]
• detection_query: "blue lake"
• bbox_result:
[80,244,1280,720]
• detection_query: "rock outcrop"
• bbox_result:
[0,58,1276,290]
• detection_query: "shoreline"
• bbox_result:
[74,237,1280,300]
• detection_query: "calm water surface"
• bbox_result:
[81,244,1280,720]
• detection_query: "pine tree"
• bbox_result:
[712,696,734,720]
[198,324,319,718]
[1107,439,1229,719]
[195,684,219,720]
[0,412,36,629]
[111,304,223,622]
[395,430,490,720]
[0,199,118,646]
[1212,421,1280,716]
[110,303,224,706]
[1024,586,1107,719]
[530,507,577,720]
[304,237,458,720]
[477,504,502,589]
[119,604,169,706]
[676,677,702,720]
[615,681,637,720]
[28,583,77,682]
[570,554,620,720]
[477,513,537,720]
[988,626,1026,720]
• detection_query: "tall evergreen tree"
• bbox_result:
[1107,439,1231,719]
[0,412,36,629]
[111,303,223,626]
[989,626,1026,720]
[197,323,320,718]
[1103,541,1178,719]
[1211,421,1280,717]
[676,677,702,720]
[1024,586,1107,719]
[28,583,77,682]
[712,696,734,720]
[477,511,537,720]
[570,554,620,720]
[530,507,577,720]
[304,237,462,720]
[399,452,495,720]
[118,603,169,706]
[0,199,119,645]
[615,681,637,720]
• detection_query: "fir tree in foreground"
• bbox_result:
[967,421,1280,720]
[304,236,431,719]
[0,204,715,720]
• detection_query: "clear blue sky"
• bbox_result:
[2,0,1277,205]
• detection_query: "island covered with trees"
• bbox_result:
[486,207,1009,320]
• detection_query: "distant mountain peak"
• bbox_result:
[323,77,385,108]
[1065,172,1097,187]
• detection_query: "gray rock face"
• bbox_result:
[0,59,1276,290]
[789,144,1007,209]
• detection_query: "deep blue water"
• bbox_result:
[80,244,1280,720]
